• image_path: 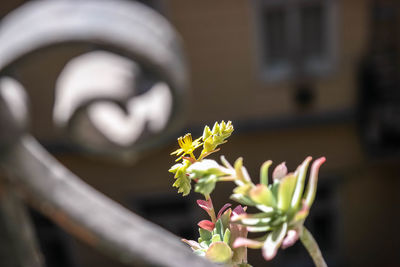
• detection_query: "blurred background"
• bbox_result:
[1,0,400,266]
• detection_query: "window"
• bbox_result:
[254,0,337,81]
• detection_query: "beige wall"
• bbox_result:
[168,0,370,123]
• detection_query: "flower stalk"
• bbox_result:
[300,227,328,267]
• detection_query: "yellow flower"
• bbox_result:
[171,133,202,161]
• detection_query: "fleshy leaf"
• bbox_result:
[232,205,246,216]
[293,201,310,223]
[234,157,245,182]
[260,160,272,185]
[303,157,326,207]
[277,174,297,212]
[231,212,272,222]
[233,237,264,249]
[211,234,222,243]
[187,159,230,177]
[281,229,299,249]
[272,162,288,181]
[220,209,232,230]
[217,203,232,219]
[231,194,256,206]
[290,157,312,211]
[194,176,218,196]
[198,220,215,231]
[197,199,215,219]
[223,228,231,244]
[262,222,288,261]
[205,241,233,263]
[249,184,276,207]
[214,219,224,240]
[255,204,274,214]
[199,228,212,241]
[247,225,272,232]
[220,155,233,169]
[234,184,252,195]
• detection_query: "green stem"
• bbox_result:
[300,227,328,267]
[204,194,217,223]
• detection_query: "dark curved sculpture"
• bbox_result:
[0,1,215,266]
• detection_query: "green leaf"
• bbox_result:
[260,160,272,185]
[170,160,192,196]
[172,172,191,196]
[255,204,274,214]
[239,217,271,226]
[249,184,276,207]
[231,194,256,206]
[233,184,252,195]
[220,209,232,230]
[234,157,245,182]
[194,175,217,196]
[199,228,212,241]
[220,155,233,169]
[270,182,280,198]
[206,241,233,263]
[262,222,288,260]
[215,219,224,240]
[303,157,326,207]
[270,215,287,227]
[290,157,312,212]
[277,174,297,212]
[188,159,229,177]
[223,228,231,244]
[211,233,222,242]
[247,225,272,232]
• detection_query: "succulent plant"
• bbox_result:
[230,156,326,260]
[169,121,327,267]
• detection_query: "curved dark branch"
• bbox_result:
[1,136,217,267]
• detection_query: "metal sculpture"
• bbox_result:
[0,1,215,266]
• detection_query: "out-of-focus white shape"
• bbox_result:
[0,77,28,124]
[54,51,137,126]
[88,82,172,146]
[54,50,173,147]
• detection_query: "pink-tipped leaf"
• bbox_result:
[303,157,326,207]
[233,237,264,249]
[272,162,288,181]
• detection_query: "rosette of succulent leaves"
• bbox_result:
[169,121,326,267]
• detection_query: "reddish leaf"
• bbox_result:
[217,203,232,219]
[198,220,215,231]
[232,205,246,216]
[197,198,213,211]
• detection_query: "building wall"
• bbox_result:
[167,0,370,123]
